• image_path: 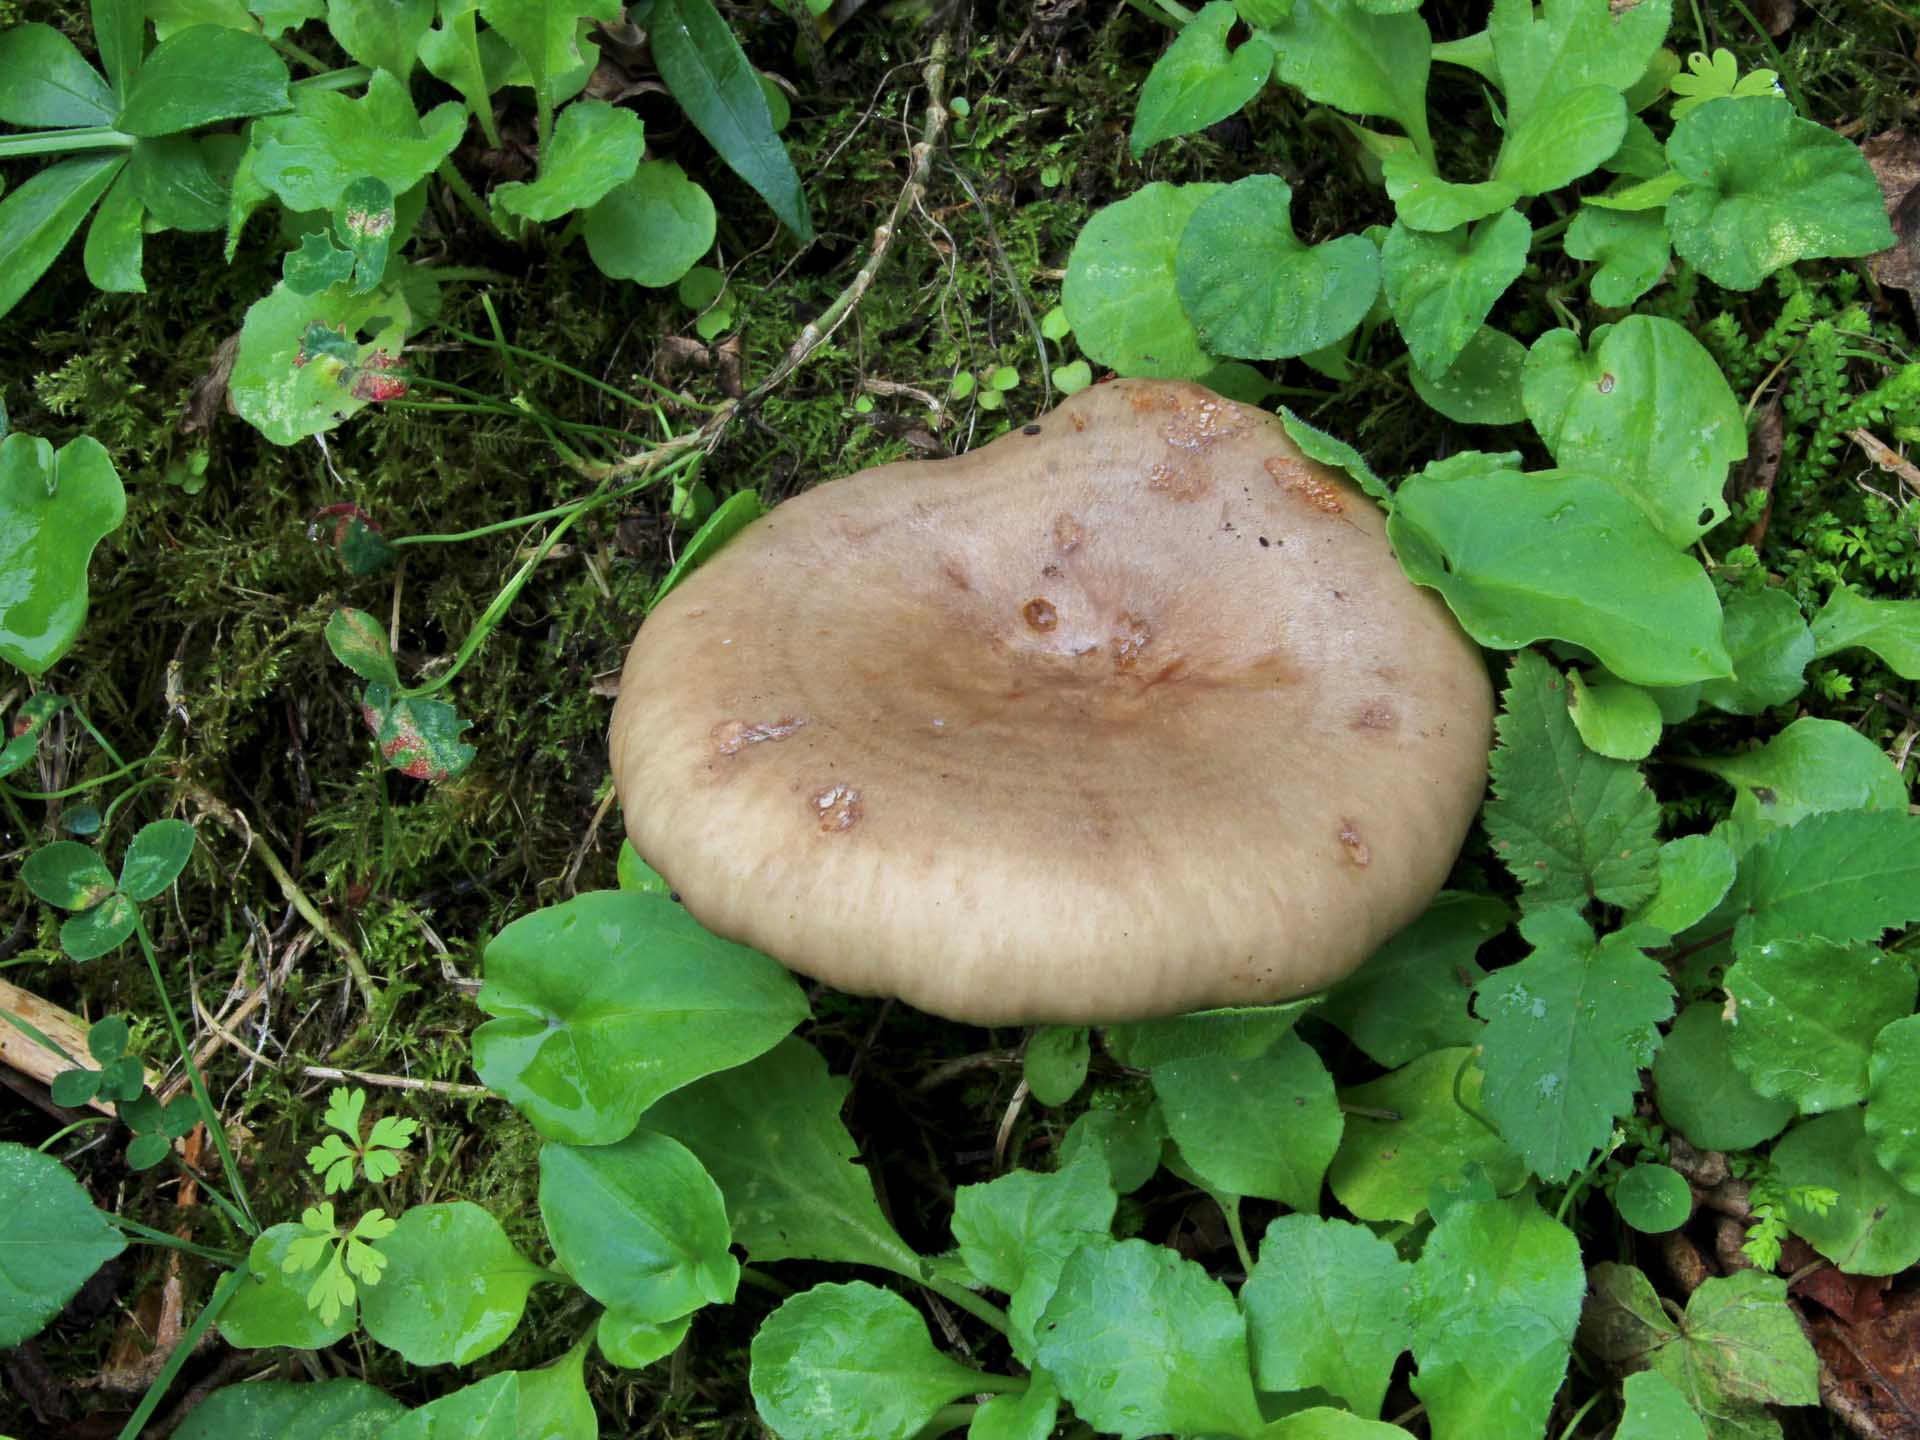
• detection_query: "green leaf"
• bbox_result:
[381,1372,520,1440]
[118,818,195,900]
[61,893,137,960]
[0,1143,127,1346]
[0,155,125,324]
[1616,1371,1707,1440]
[583,159,717,288]
[493,99,644,221]
[1809,585,1920,679]
[91,0,146,99]
[1257,0,1433,163]
[1407,325,1527,425]
[1724,938,1913,1114]
[83,170,147,293]
[1565,668,1662,762]
[511,1338,597,1440]
[0,691,67,779]
[1319,893,1507,1067]
[1487,0,1672,124]
[1772,1110,1920,1276]
[648,0,811,239]
[335,176,396,293]
[172,1380,405,1440]
[1475,907,1674,1182]
[1256,1413,1417,1440]
[1058,1104,1166,1195]
[1175,175,1380,360]
[1495,84,1625,194]
[220,1224,356,1349]
[1410,1194,1584,1440]
[117,25,290,135]
[1105,1001,1314,1068]
[1381,210,1531,376]
[358,1202,545,1364]
[1389,464,1731,684]
[475,0,610,113]
[1024,1025,1089,1106]
[1524,316,1744,547]
[1722,811,1920,955]
[128,132,232,232]
[1062,182,1221,379]
[1380,152,1517,233]
[1277,406,1393,503]
[640,1037,921,1274]
[1033,1236,1265,1440]
[969,1376,1060,1440]
[750,1282,992,1440]
[1666,96,1895,290]
[1615,1163,1692,1233]
[1866,1016,1920,1196]
[1565,204,1670,308]
[1696,587,1813,715]
[229,279,413,445]
[1243,1214,1413,1415]
[22,841,118,910]
[325,0,433,80]
[0,431,127,678]
[1482,651,1661,909]
[1692,718,1905,849]
[325,607,401,687]
[250,71,465,213]
[1651,1001,1793,1152]
[1131,2,1275,157]
[0,24,116,126]
[951,1150,1115,1361]
[615,840,669,893]
[1152,1033,1342,1209]
[539,1131,738,1323]
[419,0,509,148]
[87,1012,129,1063]
[475,890,807,1146]
[360,682,475,782]
[597,1308,691,1369]
[647,487,763,608]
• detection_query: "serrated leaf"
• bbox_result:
[360,682,475,782]
[1152,1032,1342,1209]
[1652,1001,1794,1152]
[649,0,811,239]
[539,1131,738,1323]
[493,99,645,222]
[358,1201,545,1364]
[1176,175,1380,361]
[1565,204,1670,308]
[1487,0,1672,124]
[1243,1214,1413,1415]
[476,0,612,112]
[1523,316,1744,546]
[1483,651,1661,908]
[750,1282,991,1440]
[1033,1236,1265,1440]
[0,1143,127,1346]
[1318,892,1507,1066]
[1724,937,1913,1114]
[1391,466,1731,684]
[1808,585,1920,679]
[1666,96,1894,290]
[325,608,401,687]
[1381,210,1530,376]
[1410,1193,1584,1440]
[1131,1,1274,157]
[118,818,194,900]
[1722,810,1920,954]
[0,432,128,676]
[1475,907,1674,1182]
[249,70,465,214]
[640,1036,920,1275]
[476,891,806,1146]
[1329,1048,1529,1223]
[1063,183,1221,379]
[1257,0,1433,162]
[1773,1109,1920,1276]
[583,159,716,288]
[117,25,290,135]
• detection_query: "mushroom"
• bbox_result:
[608,379,1492,1025]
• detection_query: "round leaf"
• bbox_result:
[0,1142,127,1346]
[1631,835,1738,938]
[118,818,196,901]
[475,891,808,1145]
[0,433,127,675]
[1614,1163,1691,1234]
[358,1201,545,1364]
[1062,182,1221,379]
[1381,210,1531,377]
[1771,1109,1920,1276]
[583,161,716,289]
[1023,1025,1090,1107]
[230,279,414,446]
[749,1281,991,1440]
[1408,325,1527,425]
[598,1308,691,1369]
[62,892,137,961]
[1175,175,1380,360]
[21,841,116,910]
[1152,1031,1341,1209]
[1725,938,1915,1114]
[1565,668,1662,761]
[1651,1001,1794,1151]
[539,1131,737,1323]
[1565,205,1670,309]
[492,99,645,222]
[219,1224,355,1350]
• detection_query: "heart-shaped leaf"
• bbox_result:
[118,819,196,901]
[1063,182,1222,379]
[0,433,127,676]
[1382,210,1531,376]
[21,842,117,910]
[1130,2,1275,157]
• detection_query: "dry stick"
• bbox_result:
[185,783,378,1013]
[191,993,491,1098]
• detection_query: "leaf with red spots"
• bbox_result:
[0,691,66,779]
[359,682,474,782]
[325,607,400,688]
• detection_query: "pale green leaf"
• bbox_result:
[493,99,644,221]
[357,1202,545,1364]
[1062,182,1221,378]
[1152,1033,1342,1209]
[1131,1,1275,157]
[1243,1214,1412,1415]
[1809,585,1920,679]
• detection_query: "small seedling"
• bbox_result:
[284,1201,396,1326]
[307,1086,420,1194]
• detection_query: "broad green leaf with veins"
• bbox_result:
[1408,325,1528,425]
[1130,2,1275,157]
[1486,0,1672,126]
[583,160,717,289]
[1064,183,1221,378]
[1696,587,1814,715]
[1152,1033,1342,1209]
[1809,586,1920,679]
[1564,668,1662,761]
[1475,907,1673,1182]
[1652,1002,1794,1153]
[358,1202,545,1365]
[492,100,644,222]
[1690,717,1906,844]
[1318,891,1507,1066]
[1410,1194,1584,1440]
[324,0,433,81]
[1720,811,1920,955]
[249,71,464,213]
[381,1372,519,1440]
[1482,651,1662,910]
[0,1144,127,1347]
[1256,0,1434,163]
[228,278,414,445]
[1724,938,1913,1114]
[1381,210,1531,376]
[1865,1017,1920,1194]
[1522,316,1744,546]
[0,24,116,125]
[1565,204,1670,308]
[1631,834,1738,938]
[1771,1110,1920,1276]
[477,0,616,114]
[170,1381,404,1440]
[1495,83,1624,194]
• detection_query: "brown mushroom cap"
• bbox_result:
[609,379,1492,1025]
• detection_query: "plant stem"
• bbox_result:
[436,160,507,242]
[2,755,155,800]
[290,65,372,95]
[109,1214,245,1267]
[918,1271,1013,1337]
[1221,1194,1256,1277]
[440,322,713,412]
[114,1262,251,1440]
[37,1117,113,1150]
[0,126,134,159]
